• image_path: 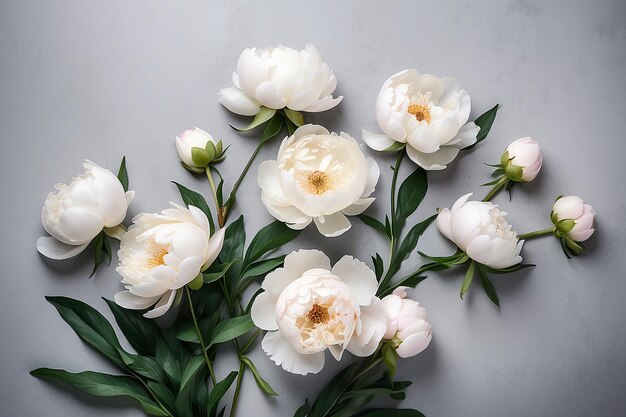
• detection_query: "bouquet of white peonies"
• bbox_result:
[32,44,596,417]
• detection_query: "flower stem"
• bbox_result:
[380,150,404,292]
[223,140,265,223]
[229,358,245,417]
[205,167,225,227]
[185,286,217,385]
[482,177,509,202]
[518,227,555,240]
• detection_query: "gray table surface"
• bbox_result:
[2,1,625,416]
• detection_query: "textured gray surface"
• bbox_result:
[2,0,626,416]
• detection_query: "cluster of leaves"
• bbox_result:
[293,359,424,417]
[31,297,235,417]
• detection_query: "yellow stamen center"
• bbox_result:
[408,103,432,123]
[147,248,168,268]
[307,303,330,325]
[306,170,330,195]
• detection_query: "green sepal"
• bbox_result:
[555,218,576,234]
[179,160,205,174]
[382,343,398,377]
[283,108,304,127]
[460,261,475,299]
[191,147,211,167]
[500,150,510,167]
[187,272,203,290]
[504,163,524,182]
[117,156,129,192]
[230,106,276,132]
[463,103,499,150]
[384,142,406,152]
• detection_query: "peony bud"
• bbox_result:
[380,287,432,358]
[501,137,543,182]
[551,196,596,242]
[176,128,219,171]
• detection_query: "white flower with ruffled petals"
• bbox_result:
[436,193,523,269]
[37,160,134,260]
[251,250,386,375]
[218,44,342,116]
[258,125,379,237]
[362,69,479,170]
[114,203,224,319]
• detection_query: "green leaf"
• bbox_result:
[172,182,215,235]
[383,141,407,152]
[147,381,177,413]
[293,400,311,417]
[241,255,285,280]
[117,156,129,192]
[417,250,466,265]
[124,354,167,383]
[179,356,205,395]
[308,363,359,417]
[241,356,279,396]
[394,168,428,235]
[46,296,126,369]
[176,323,199,344]
[155,338,182,388]
[230,106,276,132]
[207,371,238,417]
[283,108,304,127]
[343,382,411,399]
[563,235,583,255]
[354,409,425,417]
[478,268,500,307]
[30,368,168,416]
[460,261,475,299]
[388,215,436,278]
[260,113,284,144]
[203,261,238,284]
[480,263,535,274]
[358,214,390,240]
[176,356,205,417]
[220,215,246,264]
[208,314,255,347]
[104,298,160,357]
[89,231,106,278]
[244,221,300,267]
[372,253,384,280]
[464,103,499,150]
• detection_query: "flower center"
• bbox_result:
[408,103,432,123]
[147,248,168,268]
[307,303,330,324]
[305,170,330,195]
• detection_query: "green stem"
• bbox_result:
[379,150,404,292]
[229,359,246,417]
[482,177,509,202]
[223,140,265,221]
[518,227,555,240]
[185,287,217,385]
[241,329,260,354]
[205,167,219,208]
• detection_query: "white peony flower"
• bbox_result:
[258,124,379,237]
[436,193,523,269]
[381,287,432,358]
[503,137,543,182]
[551,196,596,242]
[251,250,386,375]
[37,160,134,260]
[175,127,218,169]
[114,203,224,319]
[218,44,342,116]
[362,69,479,170]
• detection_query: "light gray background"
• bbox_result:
[1,1,625,416]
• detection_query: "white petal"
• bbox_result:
[251,291,279,331]
[114,291,160,310]
[255,81,288,109]
[263,249,331,294]
[36,237,89,260]
[313,212,352,237]
[396,330,432,358]
[261,331,325,375]
[332,256,378,305]
[436,208,454,242]
[144,290,176,319]
[293,124,330,140]
[341,198,375,216]
[217,87,261,116]
[58,206,104,244]
[125,190,135,206]
[451,122,479,149]
[553,196,584,220]
[302,95,343,112]
[347,297,387,357]
[169,256,203,289]
[406,144,460,170]
[188,205,210,236]
[361,129,397,151]
[202,227,225,270]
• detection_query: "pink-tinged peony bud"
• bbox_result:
[502,137,543,182]
[551,196,596,242]
[381,287,432,358]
